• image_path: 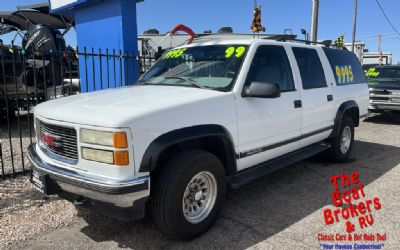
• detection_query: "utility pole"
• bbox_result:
[310,0,320,43]
[378,32,383,65]
[351,0,358,52]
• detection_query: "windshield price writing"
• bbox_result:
[162,48,188,59]
[225,46,246,58]
[335,65,354,84]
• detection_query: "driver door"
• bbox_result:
[235,45,303,171]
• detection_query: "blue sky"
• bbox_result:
[1,0,400,63]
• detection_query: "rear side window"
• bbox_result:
[323,47,366,85]
[292,48,327,89]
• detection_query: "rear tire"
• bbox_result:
[328,116,354,162]
[151,150,226,240]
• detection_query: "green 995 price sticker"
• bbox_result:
[162,48,188,59]
[335,65,354,84]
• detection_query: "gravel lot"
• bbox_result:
[1,113,399,250]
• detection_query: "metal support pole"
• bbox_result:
[351,0,358,52]
[310,0,320,43]
[378,32,383,65]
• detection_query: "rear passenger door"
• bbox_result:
[291,47,335,147]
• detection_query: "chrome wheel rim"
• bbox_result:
[182,171,217,224]
[340,126,351,154]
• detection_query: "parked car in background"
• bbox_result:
[28,39,368,240]
[366,65,400,112]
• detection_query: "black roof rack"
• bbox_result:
[263,35,342,48]
[264,34,297,41]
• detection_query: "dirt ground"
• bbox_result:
[1,113,400,250]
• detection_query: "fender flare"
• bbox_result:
[330,100,359,138]
[138,125,237,174]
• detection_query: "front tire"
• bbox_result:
[328,116,355,162]
[151,150,226,240]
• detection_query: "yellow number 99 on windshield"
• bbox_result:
[225,47,235,58]
[225,46,247,59]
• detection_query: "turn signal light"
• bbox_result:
[114,151,129,166]
[113,132,128,148]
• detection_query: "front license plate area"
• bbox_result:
[30,169,59,195]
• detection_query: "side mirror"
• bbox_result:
[242,81,281,98]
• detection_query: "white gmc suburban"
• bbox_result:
[29,39,369,240]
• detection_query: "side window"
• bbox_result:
[293,48,328,89]
[246,45,295,92]
[323,47,367,85]
[292,47,327,89]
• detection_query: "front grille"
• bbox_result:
[369,88,390,102]
[39,121,78,162]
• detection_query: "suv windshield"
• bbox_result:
[140,45,248,91]
[365,67,400,81]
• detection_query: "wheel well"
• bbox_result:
[150,136,236,178]
[329,101,360,139]
[344,107,360,127]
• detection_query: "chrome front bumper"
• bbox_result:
[27,144,150,221]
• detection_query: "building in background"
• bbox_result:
[344,42,365,63]
[343,42,392,66]
[362,51,392,65]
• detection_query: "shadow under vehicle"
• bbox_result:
[0,3,78,118]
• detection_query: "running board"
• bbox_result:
[229,142,331,189]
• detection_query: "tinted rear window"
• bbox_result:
[293,47,327,89]
[323,48,366,85]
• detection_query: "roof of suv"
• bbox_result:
[179,38,326,49]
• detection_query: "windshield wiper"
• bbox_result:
[164,76,210,90]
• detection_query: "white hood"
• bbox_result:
[34,85,229,127]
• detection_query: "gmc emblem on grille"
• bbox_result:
[41,132,63,148]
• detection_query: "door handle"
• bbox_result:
[327,95,333,101]
[294,100,302,108]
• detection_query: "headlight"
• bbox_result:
[80,129,113,146]
[82,147,114,164]
[81,148,129,166]
[80,129,128,148]
[80,129,130,165]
